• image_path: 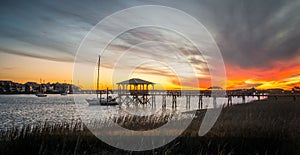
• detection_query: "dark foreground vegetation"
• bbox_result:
[1,97,299,155]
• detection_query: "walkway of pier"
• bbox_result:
[117,90,300,110]
[114,78,300,110]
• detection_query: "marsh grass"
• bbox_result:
[1,98,299,154]
[113,110,173,131]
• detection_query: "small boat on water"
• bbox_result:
[87,96,118,106]
[60,92,67,95]
[85,55,118,106]
[60,91,68,95]
[36,93,47,97]
[36,79,47,97]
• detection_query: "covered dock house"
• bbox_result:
[117,78,155,95]
[117,78,155,105]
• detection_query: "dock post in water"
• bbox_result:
[227,96,232,107]
[162,95,166,109]
[213,96,217,108]
[172,95,177,109]
[151,94,156,108]
[186,95,191,109]
[198,95,203,109]
[242,95,245,104]
[118,94,122,107]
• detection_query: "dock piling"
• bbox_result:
[227,96,232,107]
[198,95,203,109]
[186,95,191,109]
[213,96,217,108]
[162,95,166,109]
[172,95,177,109]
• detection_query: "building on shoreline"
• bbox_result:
[0,80,80,94]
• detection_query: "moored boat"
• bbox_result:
[36,79,47,97]
[36,93,47,97]
[60,91,68,95]
[87,96,118,106]
[85,55,118,106]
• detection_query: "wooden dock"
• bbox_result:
[117,90,300,110]
[114,78,300,110]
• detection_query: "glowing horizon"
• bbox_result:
[1,54,299,90]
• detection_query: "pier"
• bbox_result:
[116,78,300,110]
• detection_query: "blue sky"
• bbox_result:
[1,0,299,66]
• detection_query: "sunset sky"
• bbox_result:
[0,0,299,90]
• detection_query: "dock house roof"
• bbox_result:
[117,78,154,85]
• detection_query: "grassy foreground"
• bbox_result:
[1,98,299,154]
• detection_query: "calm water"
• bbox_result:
[0,94,262,131]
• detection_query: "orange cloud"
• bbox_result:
[225,56,300,90]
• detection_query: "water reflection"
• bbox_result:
[0,94,264,131]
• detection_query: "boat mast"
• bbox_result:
[97,55,100,99]
[39,78,42,93]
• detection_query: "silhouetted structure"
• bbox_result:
[117,78,155,106]
[117,78,154,95]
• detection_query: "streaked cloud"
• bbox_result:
[99,27,209,88]
[0,0,299,89]
[1,0,299,67]
[190,0,300,69]
[1,67,15,71]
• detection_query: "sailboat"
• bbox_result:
[86,55,118,106]
[36,79,47,97]
[60,91,68,96]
